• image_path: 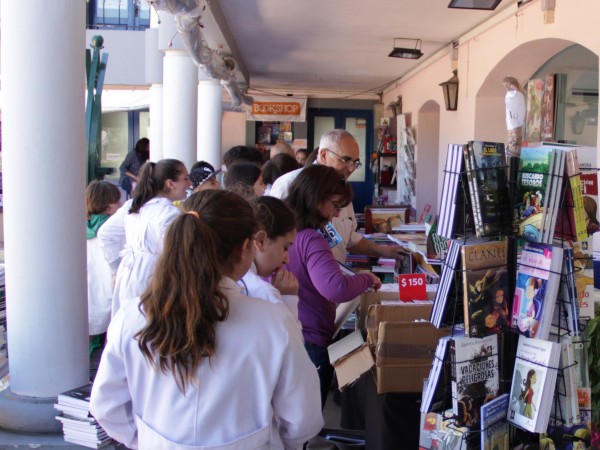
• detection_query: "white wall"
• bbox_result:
[86,30,147,86]
[221,111,246,156]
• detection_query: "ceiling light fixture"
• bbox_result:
[448,0,502,10]
[388,38,423,60]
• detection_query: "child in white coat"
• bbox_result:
[241,196,300,319]
[85,181,121,343]
[98,159,190,316]
[90,190,323,449]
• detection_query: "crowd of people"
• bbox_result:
[85,130,400,449]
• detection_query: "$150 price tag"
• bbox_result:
[398,273,427,302]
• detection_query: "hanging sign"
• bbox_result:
[398,273,427,302]
[245,95,307,122]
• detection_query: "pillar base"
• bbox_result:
[0,388,61,433]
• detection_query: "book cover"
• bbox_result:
[524,78,544,143]
[551,335,579,428]
[57,383,93,410]
[466,141,512,237]
[571,335,591,428]
[364,206,409,234]
[480,393,510,450]
[540,74,556,141]
[482,420,509,450]
[555,148,587,242]
[508,335,561,433]
[510,242,562,340]
[514,146,554,242]
[461,240,510,337]
[450,334,499,428]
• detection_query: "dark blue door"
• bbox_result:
[307,109,374,213]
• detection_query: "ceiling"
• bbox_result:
[200,0,520,100]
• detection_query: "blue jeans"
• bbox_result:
[304,341,334,410]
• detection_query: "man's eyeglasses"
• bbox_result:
[325,148,362,170]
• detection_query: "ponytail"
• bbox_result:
[129,159,186,213]
[136,212,227,391]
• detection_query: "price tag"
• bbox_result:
[398,273,427,302]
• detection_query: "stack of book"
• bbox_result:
[0,264,7,379]
[510,241,563,341]
[514,146,566,244]
[430,239,463,328]
[507,335,561,433]
[54,383,112,448]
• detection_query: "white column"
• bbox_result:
[149,83,164,162]
[197,79,223,169]
[145,24,163,161]
[0,0,88,433]
[162,50,198,170]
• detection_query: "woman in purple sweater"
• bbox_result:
[285,165,381,408]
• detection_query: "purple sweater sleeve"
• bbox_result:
[292,229,373,303]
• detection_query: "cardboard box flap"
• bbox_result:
[328,329,364,365]
[332,344,374,390]
[366,303,433,344]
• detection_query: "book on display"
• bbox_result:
[461,239,510,337]
[507,335,561,433]
[510,241,562,341]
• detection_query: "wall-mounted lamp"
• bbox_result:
[448,0,502,10]
[440,70,459,111]
[388,39,423,60]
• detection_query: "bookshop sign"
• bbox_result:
[245,95,307,122]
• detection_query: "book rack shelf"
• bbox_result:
[421,144,596,450]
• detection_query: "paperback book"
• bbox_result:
[461,239,510,337]
[508,335,561,433]
[514,146,556,243]
[464,141,512,237]
[480,393,509,450]
[510,241,563,341]
[449,334,499,429]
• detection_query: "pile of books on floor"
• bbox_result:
[54,383,112,448]
[0,264,7,379]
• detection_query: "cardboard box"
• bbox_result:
[366,302,433,344]
[358,289,400,330]
[327,330,374,390]
[375,321,450,393]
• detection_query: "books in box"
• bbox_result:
[327,330,374,390]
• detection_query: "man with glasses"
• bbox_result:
[270,129,404,263]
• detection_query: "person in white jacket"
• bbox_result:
[98,159,190,316]
[241,196,300,320]
[90,190,323,450]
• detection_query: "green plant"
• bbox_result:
[585,316,600,433]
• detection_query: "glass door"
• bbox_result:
[308,109,374,213]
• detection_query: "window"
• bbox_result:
[88,0,150,30]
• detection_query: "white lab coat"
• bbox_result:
[87,237,113,335]
[240,263,300,321]
[97,197,180,316]
[90,277,323,450]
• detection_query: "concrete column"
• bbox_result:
[197,79,223,169]
[162,50,198,170]
[145,24,163,162]
[0,0,88,433]
[149,83,164,162]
